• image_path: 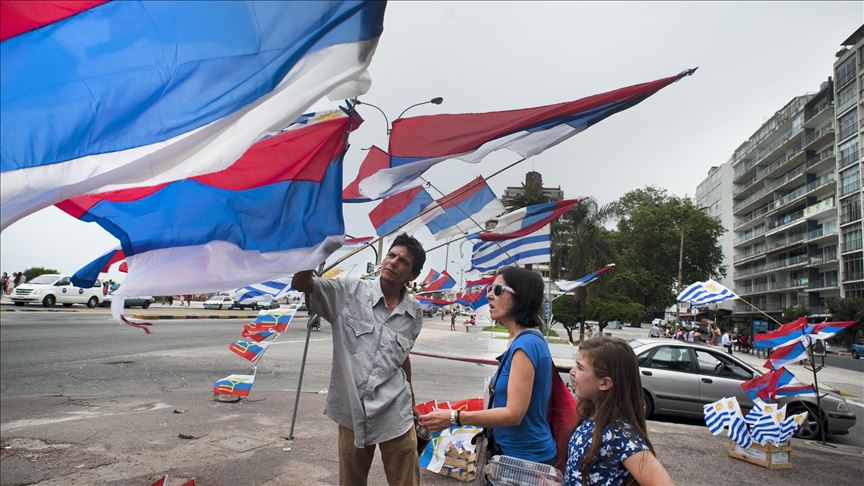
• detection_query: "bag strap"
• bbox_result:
[487,329,544,408]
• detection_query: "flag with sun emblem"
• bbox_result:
[677,279,738,305]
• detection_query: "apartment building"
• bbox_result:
[695,160,735,312]
[835,26,864,298]
[730,79,839,323]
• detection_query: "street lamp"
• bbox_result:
[675,205,711,329]
[450,260,467,289]
[353,97,444,134]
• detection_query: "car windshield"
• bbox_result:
[30,275,59,284]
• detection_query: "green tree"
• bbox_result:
[551,294,581,343]
[587,296,645,332]
[23,267,59,282]
[826,297,864,349]
[501,179,552,211]
[552,198,616,281]
[608,187,726,318]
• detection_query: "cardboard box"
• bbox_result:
[434,448,477,482]
[727,440,792,470]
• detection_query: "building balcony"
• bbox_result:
[767,233,806,252]
[838,149,860,170]
[806,278,839,291]
[733,229,767,246]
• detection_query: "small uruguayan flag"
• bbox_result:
[728,413,753,449]
[777,412,808,442]
[703,399,732,435]
[749,409,783,445]
[468,225,550,273]
[744,399,777,426]
[677,279,738,305]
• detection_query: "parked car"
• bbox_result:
[204,295,235,310]
[626,339,856,440]
[101,293,154,309]
[255,299,280,310]
[852,340,864,360]
[11,274,103,308]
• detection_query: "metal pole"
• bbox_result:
[806,336,828,445]
[376,239,384,265]
[676,221,685,333]
[286,312,315,440]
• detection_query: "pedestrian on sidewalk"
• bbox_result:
[722,329,734,355]
[419,267,556,467]
[566,336,673,486]
[450,306,457,331]
[292,233,426,486]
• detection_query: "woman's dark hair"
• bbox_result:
[577,336,655,486]
[497,266,544,328]
[390,233,426,277]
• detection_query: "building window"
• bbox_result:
[844,281,864,298]
[836,56,856,87]
[844,252,864,281]
[838,138,860,169]
[840,164,861,197]
[842,225,863,253]
[836,82,857,114]
[841,197,862,225]
[837,110,858,141]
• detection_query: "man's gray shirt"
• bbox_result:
[308,277,423,448]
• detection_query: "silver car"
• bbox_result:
[629,339,856,439]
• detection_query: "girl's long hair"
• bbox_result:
[577,336,655,486]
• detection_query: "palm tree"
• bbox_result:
[552,198,616,281]
[501,179,552,211]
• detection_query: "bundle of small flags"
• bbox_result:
[212,308,297,399]
[703,397,807,448]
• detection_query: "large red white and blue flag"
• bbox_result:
[804,321,858,342]
[753,317,807,349]
[762,340,808,371]
[741,367,815,401]
[348,69,697,200]
[0,0,386,230]
[469,199,582,242]
[368,185,435,237]
[456,276,495,321]
[57,110,356,323]
[555,264,616,292]
[71,248,127,288]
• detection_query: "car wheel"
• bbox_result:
[643,390,654,419]
[853,351,860,359]
[63,303,73,308]
[218,304,223,310]
[13,302,25,306]
[789,405,821,440]
[42,295,56,307]
[87,296,98,308]
[142,300,151,309]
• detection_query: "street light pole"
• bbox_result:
[353,96,444,134]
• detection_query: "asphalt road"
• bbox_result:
[1,311,861,450]
[822,353,864,372]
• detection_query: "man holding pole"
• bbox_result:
[292,233,426,486]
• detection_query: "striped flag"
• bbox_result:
[754,317,808,349]
[469,225,551,273]
[1,1,386,229]
[777,412,808,442]
[468,200,582,242]
[71,248,127,288]
[555,264,616,292]
[228,340,271,362]
[368,186,435,237]
[744,400,776,426]
[763,340,808,370]
[416,296,456,308]
[421,269,442,286]
[423,271,457,292]
[728,414,753,449]
[348,69,697,200]
[421,177,504,240]
[212,374,255,398]
[748,409,782,446]
[805,321,858,341]
[676,279,738,305]
[702,398,732,435]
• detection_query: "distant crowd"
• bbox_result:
[648,321,751,354]
[1,271,26,295]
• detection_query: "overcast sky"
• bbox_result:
[1,1,861,286]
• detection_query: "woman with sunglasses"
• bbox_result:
[419,266,556,465]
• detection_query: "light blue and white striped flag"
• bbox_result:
[777,412,808,442]
[468,225,551,273]
[703,398,732,435]
[677,279,738,305]
[743,399,777,426]
[231,280,292,305]
[749,405,785,445]
[728,413,753,449]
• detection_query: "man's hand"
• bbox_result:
[291,270,314,293]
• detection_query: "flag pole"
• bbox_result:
[322,156,532,274]
[286,262,324,441]
[737,297,783,326]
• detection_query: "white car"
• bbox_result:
[11,274,104,308]
[204,295,235,310]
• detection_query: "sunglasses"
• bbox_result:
[488,284,516,296]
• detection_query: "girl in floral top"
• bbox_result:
[565,336,673,486]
